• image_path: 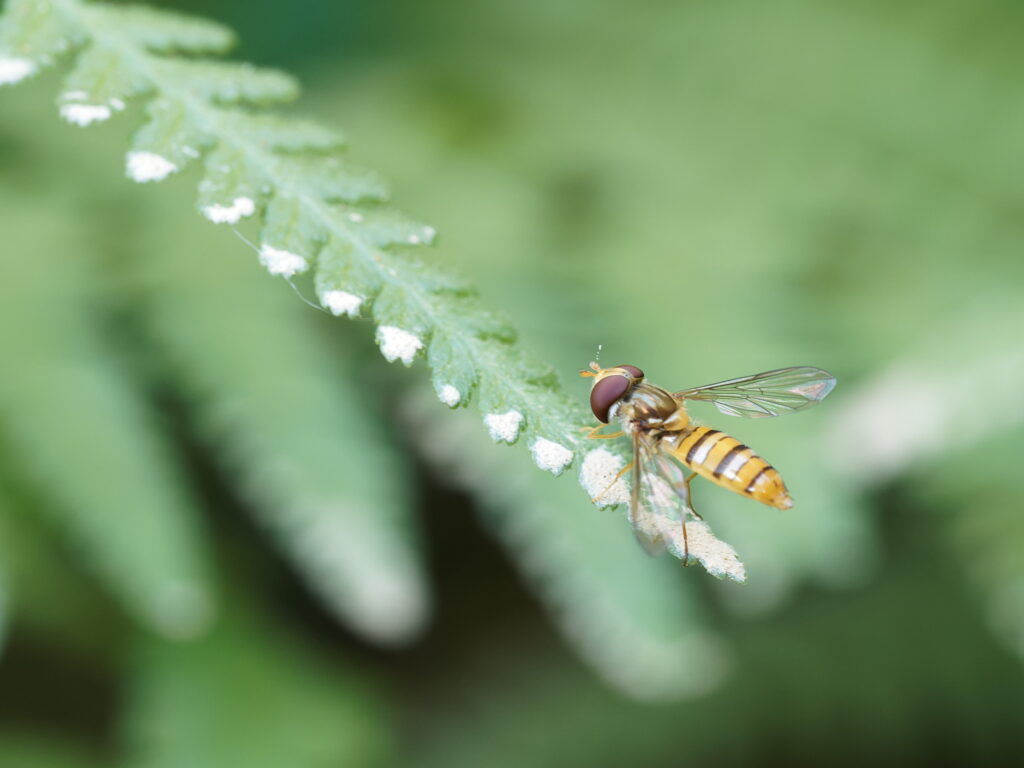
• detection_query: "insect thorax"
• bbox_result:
[610,381,679,431]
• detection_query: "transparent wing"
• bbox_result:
[627,433,748,580]
[629,433,693,556]
[673,366,836,419]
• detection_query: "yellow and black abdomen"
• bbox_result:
[669,426,793,509]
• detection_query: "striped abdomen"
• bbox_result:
[668,426,792,509]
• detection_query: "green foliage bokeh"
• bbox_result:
[1,0,1024,765]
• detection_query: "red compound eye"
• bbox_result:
[590,375,631,423]
[616,364,644,379]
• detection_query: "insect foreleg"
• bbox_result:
[581,424,625,440]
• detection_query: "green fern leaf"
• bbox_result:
[84,3,234,55]
[0,0,731,568]
[0,202,214,639]
[133,209,429,644]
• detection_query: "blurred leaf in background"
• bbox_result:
[2,0,1024,765]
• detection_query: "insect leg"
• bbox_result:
[683,472,703,520]
[581,424,625,440]
[679,472,704,567]
[591,461,634,503]
[681,519,690,566]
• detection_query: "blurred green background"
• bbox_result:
[2,0,1024,765]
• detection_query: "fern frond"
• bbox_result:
[0,202,214,639]
[0,0,588,480]
[133,209,429,644]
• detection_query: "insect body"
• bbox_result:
[667,425,790,509]
[582,362,836,559]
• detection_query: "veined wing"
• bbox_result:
[673,366,836,419]
[629,432,694,556]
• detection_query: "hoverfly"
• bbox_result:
[581,363,836,562]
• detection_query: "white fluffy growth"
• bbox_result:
[348,212,364,223]
[321,290,363,317]
[0,57,35,85]
[580,448,630,506]
[126,151,178,183]
[377,326,423,365]
[484,410,523,443]
[60,103,112,126]
[422,225,437,242]
[530,437,574,475]
[258,244,308,277]
[679,521,746,582]
[437,384,461,407]
[202,197,256,224]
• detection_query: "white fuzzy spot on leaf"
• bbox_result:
[258,244,308,277]
[580,448,630,506]
[203,196,256,224]
[437,384,461,407]
[321,290,363,317]
[348,212,363,223]
[485,410,523,444]
[126,151,178,183]
[678,521,746,582]
[530,437,574,475]
[60,103,112,126]
[377,326,423,365]
[0,58,36,85]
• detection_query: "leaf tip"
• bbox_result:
[437,384,462,407]
[377,325,424,366]
[258,244,309,277]
[530,437,574,475]
[0,56,36,86]
[682,521,747,582]
[580,447,629,506]
[321,289,364,318]
[484,410,523,444]
[203,196,256,224]
[59,102,113,126]
[126,150,178,183]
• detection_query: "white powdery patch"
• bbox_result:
[125,151,178,183]
[203,196,256,224]
[530,437,574,475]
[580,448,629,506]
[679,521,746,582]
[0,57,36,85]
[258,244,309,277]
[484,410,523,443]
[60,103,112,126]
[321,290,363,317]
[437,384,461,407]
[377,325,423,365]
